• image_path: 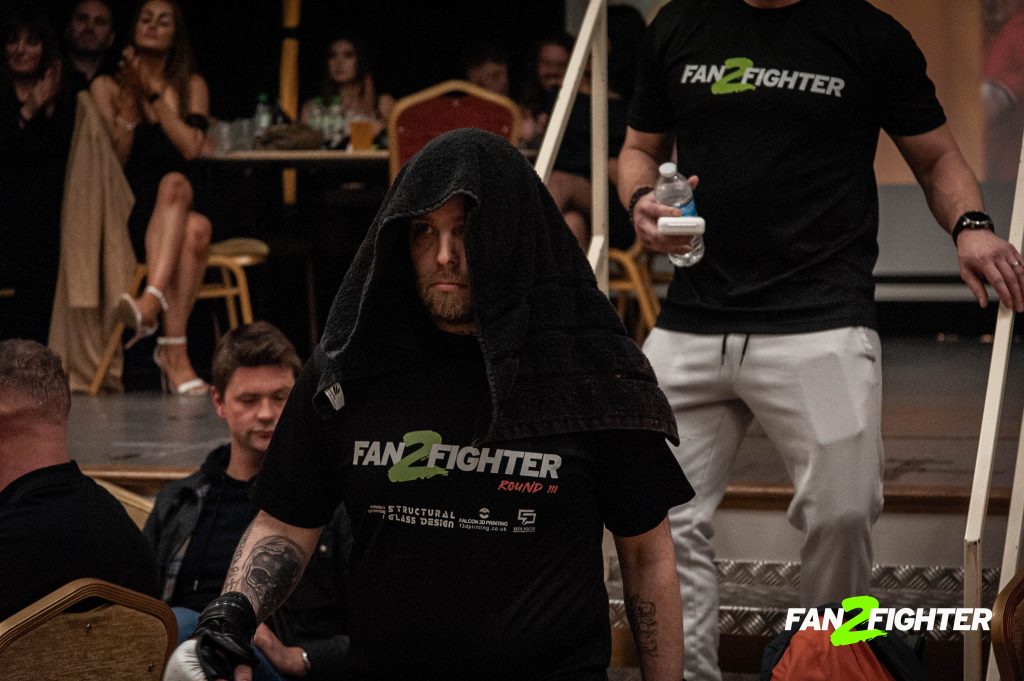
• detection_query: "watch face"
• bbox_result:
[963,211,991,222]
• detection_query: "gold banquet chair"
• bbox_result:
[992,567,1024,680]
[0,578,176,681]
[88,237,269,395]
[607,241,661,344]
[388,79,521,182]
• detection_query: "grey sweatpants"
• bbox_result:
[643,326,885,681]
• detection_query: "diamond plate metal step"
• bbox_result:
[607,559,1000,643]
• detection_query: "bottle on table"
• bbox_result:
[654,161,704,267]
[324,96,345,149]
[254,93,273,138]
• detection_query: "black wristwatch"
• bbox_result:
[951,211,995,245]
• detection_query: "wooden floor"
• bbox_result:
[72,334,1024,503]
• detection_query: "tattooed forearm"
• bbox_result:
[235,535,307,621]
[625,593,659,656]
[222,522,254,593]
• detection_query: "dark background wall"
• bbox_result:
[20,0,566,119]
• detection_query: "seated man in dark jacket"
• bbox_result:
[0,339,158,620]
[143,322,352,680]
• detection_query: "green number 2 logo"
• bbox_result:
[830,595,888,647]
[387,430,449,483]
[710,57,756,95]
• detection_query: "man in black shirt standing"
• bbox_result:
[619,1,1024,679]
[0,339,158,620]
[164,129,693,681]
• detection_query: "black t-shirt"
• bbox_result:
[628,0,946,333]
[171,471,258,612]
[252,331,692,680]
[0,461,160,619]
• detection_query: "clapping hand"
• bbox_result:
[22,61,61,120]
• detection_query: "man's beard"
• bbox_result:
[418,276,473,327]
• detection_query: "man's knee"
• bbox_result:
[157,172,193,206]
[805,503,875,537]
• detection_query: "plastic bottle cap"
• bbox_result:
[659,162,677,177]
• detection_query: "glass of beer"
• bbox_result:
[348,115,376,150]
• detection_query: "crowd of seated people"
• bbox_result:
[0,324,355,678]
[0,0,627,379]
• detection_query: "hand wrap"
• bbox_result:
[191,592,259,678]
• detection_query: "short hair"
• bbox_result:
[464,42,509,72]
[0,340,71,424]
[70,0,115,20]
[536,31,574,57]
[211,321,301,395]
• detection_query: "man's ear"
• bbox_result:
[210,386,226,419]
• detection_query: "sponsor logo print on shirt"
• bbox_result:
[680,57,845,98]
[352,430,563,486]
[515,508,537,534]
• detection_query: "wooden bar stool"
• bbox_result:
[608,241,661,344]
[87,238,269,395]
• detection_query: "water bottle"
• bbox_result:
[654,162,704,267]
[253,93,272,137]
[325,96,345,149]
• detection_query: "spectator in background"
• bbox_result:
[0,339,159,620]
[145,322,353,680]
[90,0,212,396]
[0,7,77,343]
[518,31,574,148]
[463,42,510,97]
[547,6,646,249]
[64,0,117,88]
[983,3,1024,182]
[300,35,394,143]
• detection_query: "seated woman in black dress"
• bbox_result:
[0,9,77,343]
[90,0,210,395]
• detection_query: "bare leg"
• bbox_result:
[547,170,593,249]
[563,210,589,248]
[133,172,196,325]
[157,212,211,391]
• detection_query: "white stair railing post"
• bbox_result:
[968,134,1024,681]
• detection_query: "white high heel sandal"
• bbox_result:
[115,285,168,348]
[153,336,208,396]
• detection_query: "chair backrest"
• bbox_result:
[387,79,521,181]
[0,578,176,681]
[92,478,155,530]
[993,567,1024,680]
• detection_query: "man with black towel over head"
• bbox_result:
[163,128,693,681]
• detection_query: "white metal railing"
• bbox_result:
[969,136,1024,680]
[533,0,609,291]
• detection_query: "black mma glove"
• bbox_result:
[163,592,259,680]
